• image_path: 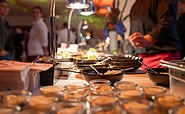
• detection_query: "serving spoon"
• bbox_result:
[132,56,158,74]
[90,64,101,74]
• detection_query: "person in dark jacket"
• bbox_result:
[128,0,181,70]
[0,0,15,60]
[177,0,185,60]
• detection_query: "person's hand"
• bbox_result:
[129,32,157,48]
[0,50,9,56]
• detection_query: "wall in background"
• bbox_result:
[6,0,135,38]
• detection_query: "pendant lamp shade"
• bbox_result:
[80,0,95,16]
[66,0,89,9]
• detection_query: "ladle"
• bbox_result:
[90,65,100,74]
[89,57,112,74]
[32,56,55,64]
[96,57,112,65]
[137,60,158,74]
[132,56,158,74]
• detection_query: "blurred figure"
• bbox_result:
[28,6,48,62]
[14,27,24,61]
[0,0,15,60]
[177,0,185,59]
[128,0,181,70]
[57,22,76,47]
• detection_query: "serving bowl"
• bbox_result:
[110,55,142,70]
[146,68,169,86]
[81,67,132,85]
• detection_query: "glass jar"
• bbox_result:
[27,95,55,112]
[14,109,47,114]
[65,83,89,96]
[140,86,167,100]
[0,108,14,114]
[0,104,15,114]
[114,81,137,91]
[90,105,124,114]
[116,89,144,104]
[90,84,115,96]
[87,95,117,107]
[154,94,184,114]
[2,90,32,109]
[40,85,65,97]
[89,79,111,86]
[52,101,86,114]
[59,89,87,102]
[172,105,185,114]
[65,83,88,91]
[122,99,155,114]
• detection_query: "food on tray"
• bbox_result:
[104,70,122,75]
[75,73,83,79]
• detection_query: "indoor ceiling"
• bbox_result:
[6,0,67,16]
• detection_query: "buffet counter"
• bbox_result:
[54,71,154,87]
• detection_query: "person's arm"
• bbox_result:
[148,0,178,40]
[129,32,157,48]
[129,0,177,48]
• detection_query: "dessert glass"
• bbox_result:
[140,86,167,100]
[52,101,86,114]
[154,94,184,114]
[114,81,137,91]
[122,99,155,114]
[89,79,111,86]
[116,89,144,104]
[87,95,117,107]
[40,85,65,97]
[2,90,32,109]
[90,84,115,96]
[90,105,124,114]
[27,95,55,112]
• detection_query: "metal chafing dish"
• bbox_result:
[160,60,185,97]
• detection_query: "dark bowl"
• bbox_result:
[81,68,126,85]
[110,55,142,70]
[75,59,109,69]
[57,58,74,62]
[146,68,169,86]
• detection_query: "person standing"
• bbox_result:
[128,0,181,70]
[28,6,48,62]
[57,22,76,47]
[177,0,185,60]
[0,0,15,60]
